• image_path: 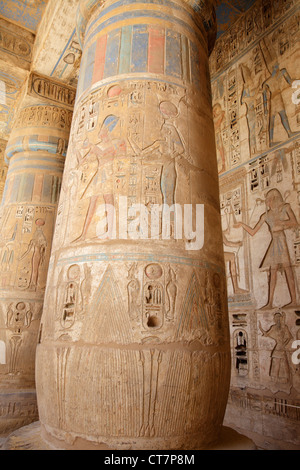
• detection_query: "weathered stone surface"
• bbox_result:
[210,0,300,450]
[32,0,81,87]
[0,0,298,452]
[0,101,72,435]
[0,17,35,72]
[0,390,39,437]
[35,0,231,451]
[0,421,256,450]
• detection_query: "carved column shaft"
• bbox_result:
[36,0,230,450]
[0,101,72,436]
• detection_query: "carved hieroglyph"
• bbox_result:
[36,0,231,450]
[211,0,300,176]
[0,102,72,436]
[213,0,300,448]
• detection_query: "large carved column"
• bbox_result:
[0,94,72,436]
[36,0,231,450]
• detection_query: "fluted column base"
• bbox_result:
[1,421,256,450]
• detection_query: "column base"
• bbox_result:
[1,422,256,450]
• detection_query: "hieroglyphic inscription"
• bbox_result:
[14,105,73,130]
[28,73,76,109]
[0,20,33,64]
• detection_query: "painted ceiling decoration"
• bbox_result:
[0,0,259,141]
[0,0,48,32]
[215,0,257,37]
[0,1,257,36]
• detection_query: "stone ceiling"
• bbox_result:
[0,0,48,32]
[0,0,256,144]
[215,0,256,38]
[0,1,256,36]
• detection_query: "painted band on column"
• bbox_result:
[35,0,229,451]
[0,102,72,436]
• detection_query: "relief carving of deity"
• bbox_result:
[237,188,298,309]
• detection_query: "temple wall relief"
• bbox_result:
[211,0,300,449]
[35,0,232,451]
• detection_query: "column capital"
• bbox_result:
[4,72,75,164]
[76,0,217,54]
[4,104,73,164]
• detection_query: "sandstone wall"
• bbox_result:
[210,0,300,450]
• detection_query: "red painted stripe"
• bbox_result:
[38,135,48,142]
[148,27,165,74]
[93,34,108,84]
[32,174,44,202]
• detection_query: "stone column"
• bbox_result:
[0,100,72,436]
[36,0,231,450]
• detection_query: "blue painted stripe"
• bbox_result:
[131,24,148,73]
[6,136,67,160]
[1,181,8,205]
[5,137,23,160]
[42,175,53,202]
[7,164,64,176]
[85,9,204,50]
[76,48,88,99]
[83,40,97,92]
[55,252,224,273]
[190,40,201,91]
[8,154,64,165]
[19,173,35,201]
[59,63,69,79]
[85,0,199,40]
[181,34,190,81]
[50,29,76,77]
[10,174,21,203]
[165,29,182,79]
[18,173,26,203]
[119,25,132,74]
[104,28,121,78]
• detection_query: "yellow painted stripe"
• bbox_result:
[85,16,205,52]
[85,3,206,48]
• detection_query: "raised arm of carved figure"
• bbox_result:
[127,135,163,158]
[258,321,268,336]
[236,213,266,237]
[19,240,34,261]
[281,68,293,86]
